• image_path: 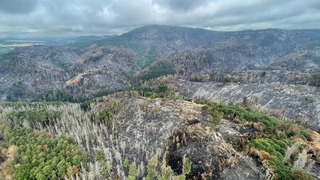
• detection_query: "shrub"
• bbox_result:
[98,105,117,126]
[223,74,235,84]
[148,155,158,169]
[95,150,105,162]
[291,169,313,180]
[128,162,137,179]
[123,159,129,169]
[182,156,192,175]
[299,130,312,141]
[146,169,158,180]
[210,110,223,129]
[249,138,293,179]
[80,101,91,112]
[309,72,320,86]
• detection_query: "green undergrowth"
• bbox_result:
[249,138,312,180]
[138,85,174,98]
[87,86,176,128]
[0,86,315,179]
[95,85,173,99]
[248,138,293,179]
[203,101,313,179]
[3,109,62,123]
[310,72,320,86]
[97,104,118,127]
[95,150,108,176]
[34,89,86,103]
[0,124,86,179]
[138,63,174,81]
[81,85,175,112]
[0,102,60,108]
[204,102,311,140]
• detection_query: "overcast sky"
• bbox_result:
[0,0,320,37]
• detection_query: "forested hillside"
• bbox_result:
[1,25,320,102]
[0,25,320,179]
[0,86,319,179]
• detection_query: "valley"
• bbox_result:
[0,25,320,179]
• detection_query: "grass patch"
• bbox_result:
[204,102,311,138]
[203,101,314,179]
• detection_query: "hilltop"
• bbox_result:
[0,89,319,179]
[0,25,319,129]
[0,24,320,179]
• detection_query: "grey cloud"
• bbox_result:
[0,0,320,37]
[152,0,210,11]
[174,0,320,30]
[0,0,38,14]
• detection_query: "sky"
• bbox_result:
[0,0,320,37]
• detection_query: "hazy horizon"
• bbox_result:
[0,0,320,38]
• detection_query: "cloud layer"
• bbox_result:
[0,0,319,37]
[0,0,38,14]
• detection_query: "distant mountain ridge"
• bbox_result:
[0,25,320,99]
[1,25,320,180]
[0,24,319,105]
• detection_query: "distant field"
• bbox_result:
[0,43,34,47]
[0,39,44,48]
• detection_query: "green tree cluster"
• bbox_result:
[0,102,60,109]
[3,109,62,123]
[6,81,25,101]
[127,162,137,180]
[139,63,174,81]
[98,104,118,127]
[0,125,86,179]
[95,150,108,176]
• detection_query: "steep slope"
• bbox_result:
[119,25,222,56]
[0,53,68,101]
[97,26,320,63]
[1,24,320,180]
[120,26,320,57]
[69,45,142,74]
[264,49,320,72]
[173,79,320,132]
[1,25,320,101]
[137,27,320,84]
[7,45,84,65]
[64,46,144,97]
[0,91,319,179]
[0,45,144,101]
[138,48,320,84]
